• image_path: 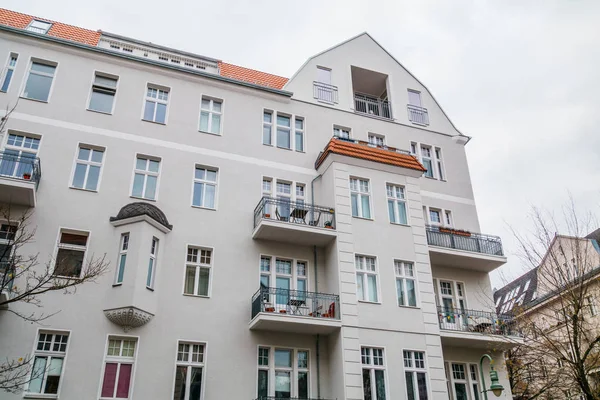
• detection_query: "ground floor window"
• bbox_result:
[445,362,480,400]
[362,346,386,399]
[257,346,309,398]
[173,341,205,400]
[404,350,429,400]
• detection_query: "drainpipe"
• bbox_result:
[311,174,322,398]
[316,334,321,399]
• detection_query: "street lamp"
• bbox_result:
[479,354,505,399]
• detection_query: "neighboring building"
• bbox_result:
[494,233,600,399]
[0,8,519,399]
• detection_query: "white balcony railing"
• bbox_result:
[313,82,338,104]
[354,93,392,119]
[407,104,429,126]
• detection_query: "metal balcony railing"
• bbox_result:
[256,397,335,400]
[437,306,521,337]
[253,197,335,230]
[0,151,42,189]
[313,82,338,104]
[251,287,340,321]
[425,225,503,256]
[407,104,429,126]
[353,93,392,119]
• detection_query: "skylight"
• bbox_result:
[26,20,53,35]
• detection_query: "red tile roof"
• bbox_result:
[0,8,101,46]
[316,137,426,171]
[219,62,288,89]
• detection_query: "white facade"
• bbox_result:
[0,20,515,400]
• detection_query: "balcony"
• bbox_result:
[0,151,41,207]
[425,225,506,272]
[437,306,522,349]
[354,93,392,120]
[313,81,338,104]
[252,197,336,246]
[250,287,341,335]
[407,104,429,126]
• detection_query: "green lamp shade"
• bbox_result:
[489,369,504,397]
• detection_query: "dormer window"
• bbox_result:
[26,20,53,34]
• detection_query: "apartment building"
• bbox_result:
[0,8,518,400]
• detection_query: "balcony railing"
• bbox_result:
[0,151,42,189]
[437,306,520,337]
[313,82,338,104]
[407,104,429,126]
[354,93,392,119]
[251,287,340,321]
[425,225,503,256]
[256,397,335,400]
[253,197,335,230]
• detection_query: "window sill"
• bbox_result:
[295,150,305,154]
[146,286,154,291]
[130,195,157,202]
[20,96,49,104]
[409,121,430,127]
[398,304,420,310]
[191,205,217,211]
[112,283,122,287]
[358,300,381,305]
[424,176,438,180]
[69,186,98,193]
[183,293,210,299]
[390,222,410,227]
[23,393,58,399]
[199,130,221,136]
[352,216,374,221]
[276,146,293,151]
[86,108,113,115]
[53,274,82,280]
[141,118,166,125]
[262,143,273,147]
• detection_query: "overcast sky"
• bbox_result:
[7,0,600,287]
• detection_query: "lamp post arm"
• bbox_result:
[480,354,493,400]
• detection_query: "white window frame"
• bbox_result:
[199,96,223,135]
[260,177,307,219]
[1,131,41,179]
[98,335,138,400]
[256,346,310,398]
[130,155,161,201]
[263,110,273,146]
[172,341,206,400]
[386,183,408,225]
[404,350,430,400]
[411,141,445,181]
[361,347,388,400]
[183,245,214,297]
[435,147,446,181]
[446,361,481,400]
[408,89,422,107]
[368,133,385,147]
[69,143,105,192]
[435,279,468,311]
[26,20,53,34]
[262,110,305,151]
[587,296,597,316]
[114,232,129,285]
[142,84,170,124]
[395,260,418,307]
[53,228,90,278]
[350,177,372,219]
[423,206,453,227]
[21,58,58,103]
[333,125,351,139]
[191,165,218,210]
[25,330,70,397]
[146,237,159,289]
[87,71,119,115]
[355,254,379,303]
[258,255,309,292]
[0,52,18,93]
[294,117,305,152]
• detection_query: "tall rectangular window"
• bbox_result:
[395,261,417,307]
[173,342,205,400]
[408,90,422,107]
[1,53,18,92]
[361,347,386,400]
[355,255,378,302]
[22,60,56,102]
[404,351,429,400]
[350,178,371,219]
[420,145,433,178]
[316,66,331,85]
[263,111,273,145]
[146,238,158,289]
[132,156,160,200]
[257,347,309,398]
[27,332,69,395]
[368,133,385,147]
[88,73,118,114]
[435,147,445,180]
[386,184,407,225]
[143,85,169,124]
[0,224,16,273]
[0,133,40,179]
[333,126,350,139]
[54,230,89,278]
[470,364,480,400]
[192,167,217,209]
[71,145,104,191]
[199,97,222,135]
[295,117,304,152]
[184,247,212,297]
[276,114,291,149]
[101,337,136,399]
[115,233,129,285]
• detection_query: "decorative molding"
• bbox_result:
[104,306,154,332]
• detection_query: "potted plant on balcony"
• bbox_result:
[22,173,31,180]
[324,221,334,229]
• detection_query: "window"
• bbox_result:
[71,145,104,191]
[26,20,53,34]
[429,209,441,225]
[192,166,217,209]
[587,296,597,316]
[523,280,531,292]
[295,117,304,152]
[368,133,385,147]
[199,97,222,135]
[143,85,169,124]
[114,233,129,285]
[131,156,160,200]
[387,184,408,225]
[444,211,452,227]
[257,347,309,398]
[361,347,386,400]
[350,178,371,219]
[146,238,158,289]
[184,247,212,297]
[435,279,467,325]
[404,351,428,400]
[276,114,291,149]
[0,133,40,179]
[446,362,481,400]
[100,337,136,399]
[54,230,89,277]
[0,223,16,272]
[1,53,17,92]
[27,332,68,395]
[263,111,273,145]
[469,364,480,400]
[395,261,417,307]
[259,256,308,308]
[22,60,56,102]
[333,126,350,139]
[316,66,331,85]
[88,73,118,114]
[355,255,378,302]
[173,342,205,400]
[421,145,433,178]
[435,148,445,180]
[412,142,444,180]
[408,90,422,107]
